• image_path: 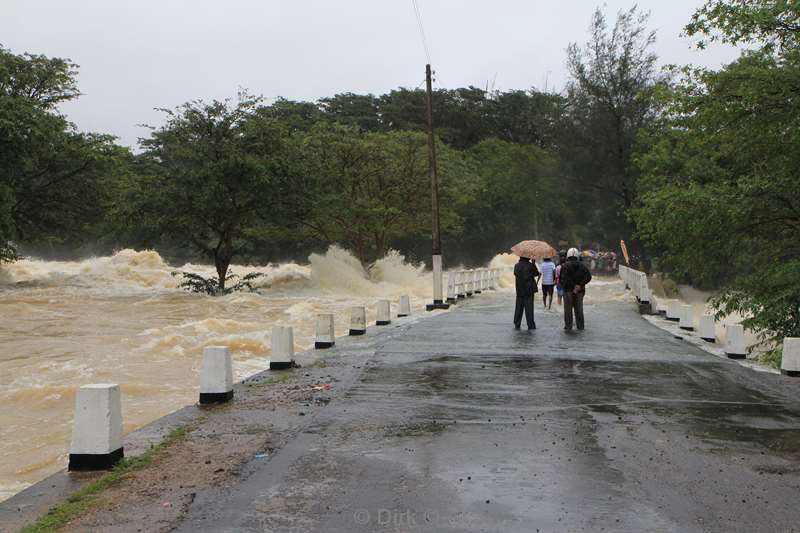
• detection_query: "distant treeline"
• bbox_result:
[2,1,798,342]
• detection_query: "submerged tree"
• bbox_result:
[132,93,289,291]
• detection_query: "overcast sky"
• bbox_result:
[2,1,739,148]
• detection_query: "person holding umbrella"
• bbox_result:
[510,240,555,330]
[513,255,539,330]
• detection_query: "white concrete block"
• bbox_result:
[398,295,411,317]
[781,338,800,376]
[349,306,366,335]
[315,314,335,349]
[376,299,391,325]
[446,273,457,303]
[678,304,694,331]
[432,254,443,303]
[69,383,124,470]
[725,323,747,359]
[666,301,681,322]
[699,314,716,342]
[270,325,295,369]
[199,346,233,404]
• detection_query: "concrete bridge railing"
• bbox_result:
[618,265,800,375]
[65,265,511,471]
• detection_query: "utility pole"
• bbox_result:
[425,63,448,311]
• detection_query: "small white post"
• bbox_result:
[432,254,443,304]
[780,337,800,376]
[457,271,466,299]
[446,273,457,303]
[349,306,366,336]
[69,384,124,471]
[699,314,716,342]
[725,323,747,359]
[376,299,391,325]
[270,326,295,370]
[475,269,483,294]
[666,301,681,322]
[678,304,694,331]
[199,346,233,404]
[315,314,335,349]
[398,295,411,317]
[466,270,474,296]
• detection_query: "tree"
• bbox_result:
[0,45,121,261]
[632,0,800,345]
[290,123,477,264]
[562,7,664,245]
[132,93,289,291]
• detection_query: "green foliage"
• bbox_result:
[130,92,290,290]
[172,271,264,295]
[632,0,800,344]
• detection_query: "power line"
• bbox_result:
[410,0,431,64]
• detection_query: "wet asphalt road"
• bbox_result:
[176,291,800,533]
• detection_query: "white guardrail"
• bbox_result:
[618,265,800,376]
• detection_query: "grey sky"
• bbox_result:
[2,1,739,149]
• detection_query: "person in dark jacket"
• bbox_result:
[513,256,540,329]
[559,247,592,330]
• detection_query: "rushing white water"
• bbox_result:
[0,245,449,502]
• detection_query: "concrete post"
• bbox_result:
[699,314,716,342]
[457,271,466,299]
[466,270,474,297]
[432,254,444,304]
[666,301,681,322]
[398,295,411,317]
[678,305,694,331]
[199,346,233,404]
[780,337,800,376]
[724,324,747,359]
[657,299,669,316]
[314,314,335,349]
[69,384,124,471]
[446,273,457,304]
[376,299,391,325]
[270,326,295,369]
[349,306,366,336]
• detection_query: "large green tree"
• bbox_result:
[131,93,290,290]
[632,0,800,343]
[562,6,664,246]
[0,45,121,262]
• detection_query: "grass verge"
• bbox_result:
[19,424,191,533]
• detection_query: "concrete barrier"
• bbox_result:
[466,271,474,297]
[666,301,681,322]
[314,314,335,349]
[474,269,483,294]
[725,324,747,359]
[270,326,295,369]
[68,384,124,471]
[699,314,716,342]
[446,273,457,304]
[781,338,800,377]
[349,306,366,336]
[678,304,694,331]
[398,295,411,317]
[199,346,233,404]
[376,299,391,326]
[457,271,466,299]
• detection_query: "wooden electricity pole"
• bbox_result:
[425,63,448,310]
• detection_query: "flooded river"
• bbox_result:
[0,247,636,502]
[0,246,478,501]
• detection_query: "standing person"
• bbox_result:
[555,250,567,306]
[560,248,592,331]
[539,256,556,309]
[513,256,540,330]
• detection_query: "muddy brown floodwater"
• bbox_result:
[0,245,468,502]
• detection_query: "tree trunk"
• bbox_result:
[215,254,230,292]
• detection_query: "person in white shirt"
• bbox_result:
[539,256,556,309]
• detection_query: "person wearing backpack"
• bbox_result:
[559,247,592,330]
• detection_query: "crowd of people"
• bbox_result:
[513,248,597,332]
